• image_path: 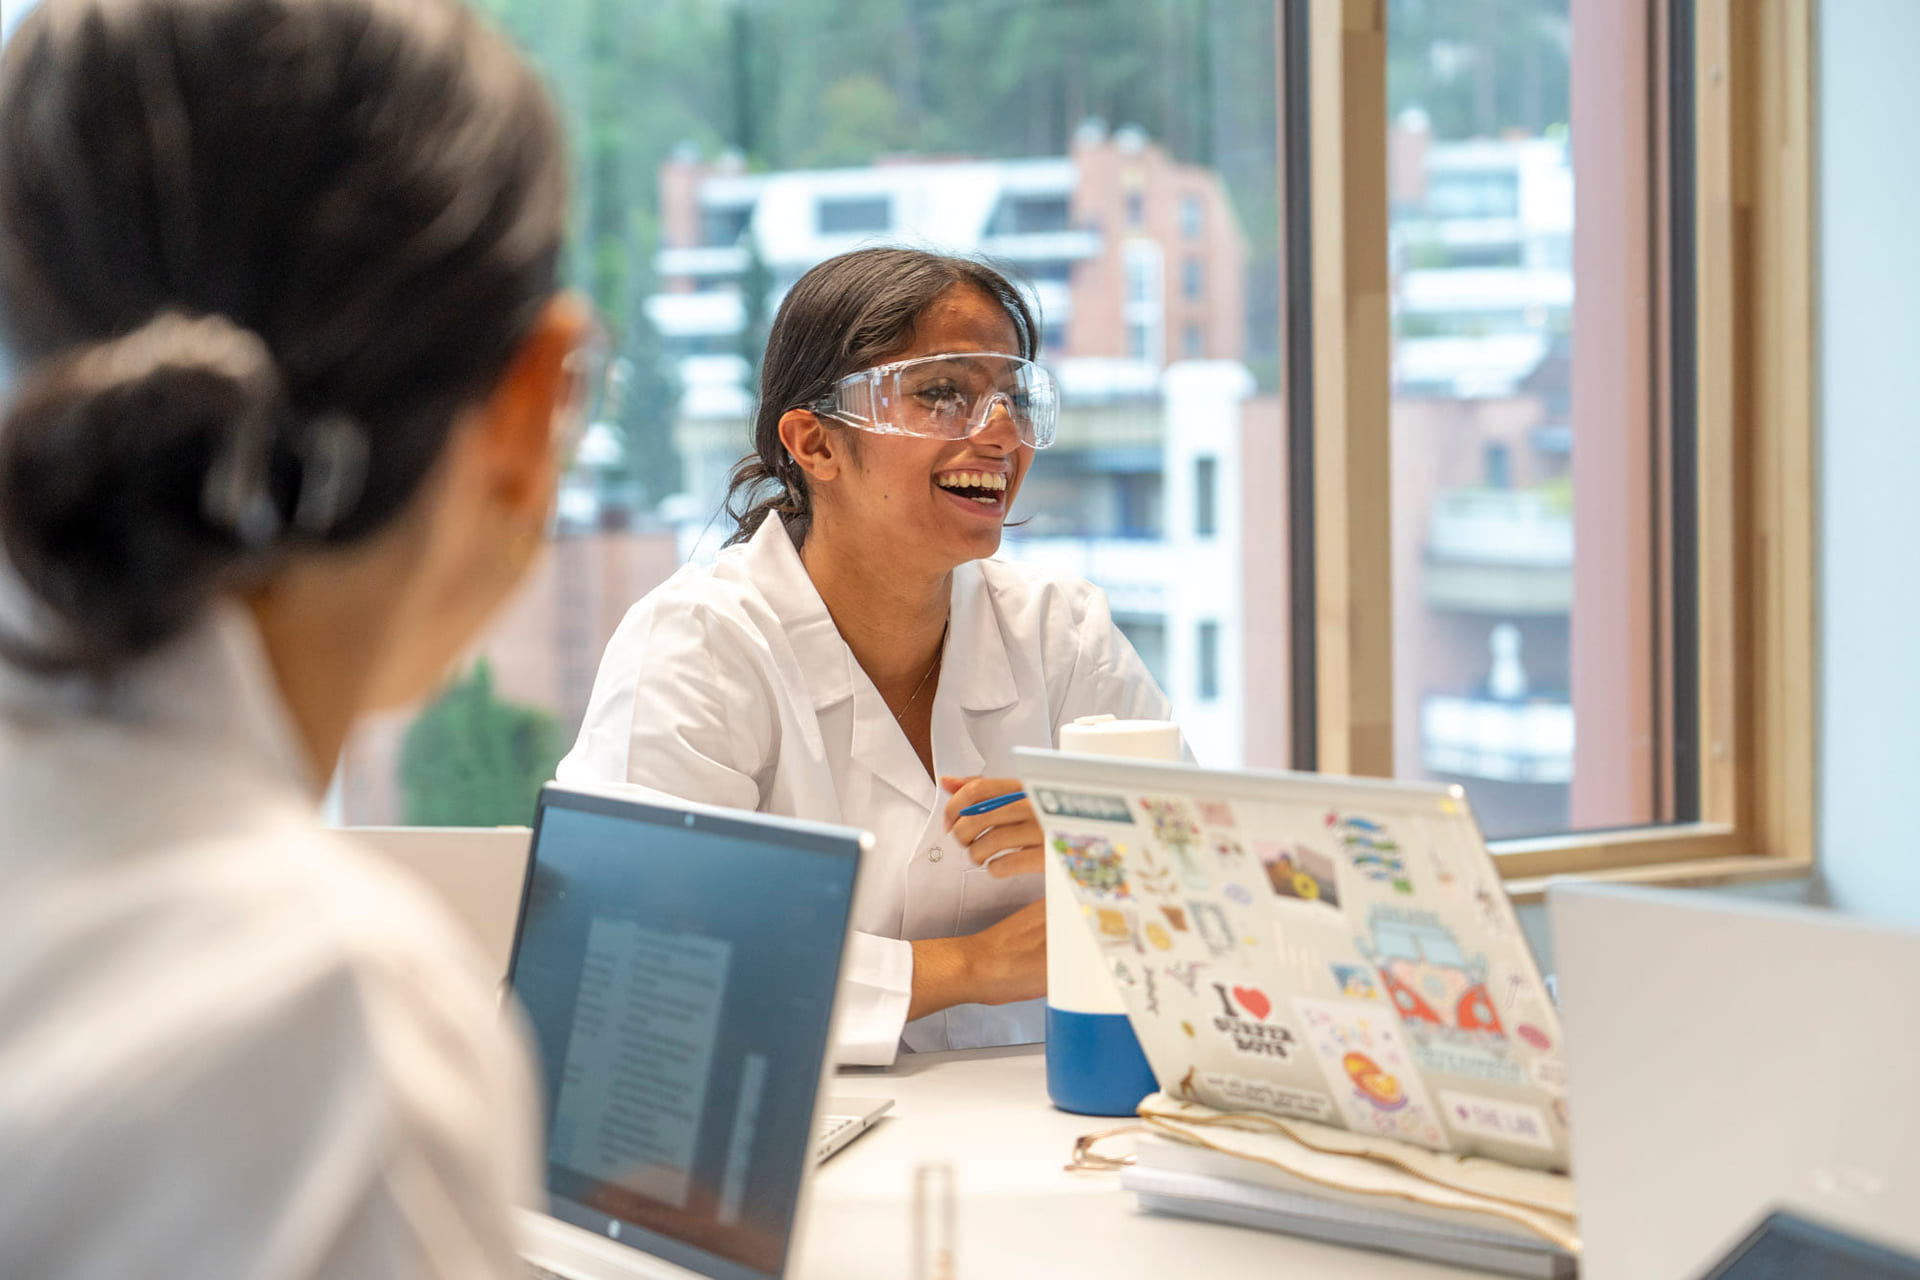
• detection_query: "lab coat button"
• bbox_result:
[927,846,943,863]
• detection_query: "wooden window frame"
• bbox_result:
[1296,0,1815,899]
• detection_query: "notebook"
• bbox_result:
[1013,749,1570,1172]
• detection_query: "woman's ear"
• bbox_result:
[473,294,593,520]
[778,407,846,485]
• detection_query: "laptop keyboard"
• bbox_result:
[816,1113,857,1160]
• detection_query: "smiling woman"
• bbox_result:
[557,247,1177,1066]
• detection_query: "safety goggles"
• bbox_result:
[811,352,1058,449]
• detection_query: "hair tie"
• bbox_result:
[292,414,368,535]
[199,398,283,549]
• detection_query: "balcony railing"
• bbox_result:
[1428,488,1572,568]
[1421,693,1573,784]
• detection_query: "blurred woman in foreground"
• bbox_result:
[0,1,589,1275]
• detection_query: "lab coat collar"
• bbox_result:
[741,516,1020,716]
[944,559,1019,714]
[741,517,1019,804]
[741,517,856,712]
[0,592,321,799]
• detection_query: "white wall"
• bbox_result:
[1815,0,1920,928]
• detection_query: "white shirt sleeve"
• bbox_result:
[0,837,541,1280]
[560,600,917,1067]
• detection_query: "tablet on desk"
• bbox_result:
[1701,1211,1920,1280]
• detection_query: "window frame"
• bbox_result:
[1290,0,1815,898]
[336,0,1814,885]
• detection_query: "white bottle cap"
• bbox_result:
[1057,716,1185,761]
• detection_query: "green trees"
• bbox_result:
[399,661,560,827]
[472,0,1286,402]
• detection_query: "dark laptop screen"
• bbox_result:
[508,786,862,1280]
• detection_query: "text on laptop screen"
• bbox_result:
[511,794,859,1279]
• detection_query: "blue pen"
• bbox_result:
[957,790,1026,818]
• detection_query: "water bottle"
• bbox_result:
[1044,715,1184,1116]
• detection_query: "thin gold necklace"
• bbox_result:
[894,621,948,723]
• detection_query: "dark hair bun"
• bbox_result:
[0,312,289,675]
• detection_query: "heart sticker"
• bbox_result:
[1232,986,1271,1020]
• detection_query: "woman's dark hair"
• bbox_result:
[724,247,1039,547]
[0,0,567,675]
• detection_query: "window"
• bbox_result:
[816,196,891,234]
[1114,615,1169,690]
[339,0,1814,898]
[1383,2,1612,839]
[1182,257,1204,302]
[1023,259,1076,285]
[1194,456,1217,537]
[1180,193,1204,239]
[334,0,1284,825]
[700,205,752,248]
[1127,321,1151,360]
[990,195,1072,235]
[1303,0,1815,883]
[1197,621,1220,700]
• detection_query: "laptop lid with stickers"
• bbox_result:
[1013,749,1569,1172]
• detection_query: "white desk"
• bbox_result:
[798,1044,1495,1278]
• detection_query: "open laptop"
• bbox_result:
[1551,884,1920,1280]
[1013,748,1570,1171]
[509,784,891,1280]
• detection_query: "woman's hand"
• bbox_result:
[940,775,1045,878]
[908,899,1048,1019]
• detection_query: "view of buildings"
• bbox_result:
[336,109,1582,841]
[1389,111,1578,837]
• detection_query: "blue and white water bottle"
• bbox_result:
[1045,715,1184,1116]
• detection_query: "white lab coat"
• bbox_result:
[0,600,541,1280]
[556,515,1172,1065]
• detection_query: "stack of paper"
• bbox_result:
[1123,1093,1579,1279]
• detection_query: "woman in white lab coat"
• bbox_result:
[0,2,587,1275]
[559,248,1174,1063]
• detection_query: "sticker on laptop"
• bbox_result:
[1128,846,1183,901]
[1294,998,1447,1148]
[1163,960,1208,995]
[1034,787,1134,824]
[1328,812,1414,894]
[1087,904,1144,954]
[1051,833,1131,899]
[1139,796,1211,889]
[1438,1091,1555,1151]
[1198,1071,1337,1124]
[1207,982,1300,1060]
[1187,900,1236,956]
[1358,905,1525,1087]
[1210,833,1250,868]
[1331,963,1382,1000]
[1258,842,1342,909]
[1198,800,1238,828]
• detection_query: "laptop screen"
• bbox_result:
[508,786,863,1280]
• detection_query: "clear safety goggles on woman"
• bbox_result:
[811,352,1059,450]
